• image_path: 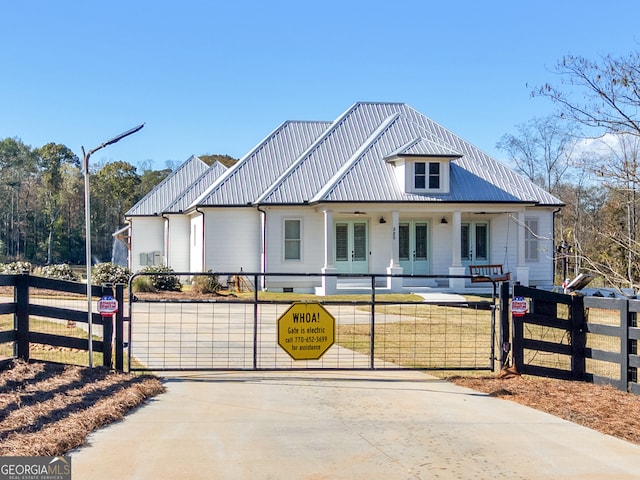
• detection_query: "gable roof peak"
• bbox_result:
[125,154,210,217]
[384,137,463,161]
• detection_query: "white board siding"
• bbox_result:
[203,208,261,273]
[369,220,390,274]
[183,205,555,289]
[431,221,453,274]
[488,210,555,286]
[166,215,191,272]
[264,208,324,290]
[130,217,164,272]
[523,210,555,285]
[489,215,518,274]
[477,211,554,285]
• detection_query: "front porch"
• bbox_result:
[316,207,533,295]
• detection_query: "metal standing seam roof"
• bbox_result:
[397,103,564,205]
[163,161,228,213]
[125,155,210,216]
[193,120,331,207]
[316,115,545,203]
[258,102,564,206]
[256,103,406,204]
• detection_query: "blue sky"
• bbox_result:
[2,1,640,171]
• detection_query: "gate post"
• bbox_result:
[619,298,629,391]
[114,284,125,372]
[512,284,524,373]
[101,284,114,369]
[15,272,30,361]
[499,281,511,368]
[570,294,586,381]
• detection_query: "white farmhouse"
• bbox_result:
[125,102,564,293]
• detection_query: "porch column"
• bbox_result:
[321,209,337,295]
[451,210,462,267]
[387,210,403,292]
[390,210,400,267]
[516,211,530,286]
[449,210,465,290]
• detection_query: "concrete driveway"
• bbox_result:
[71,370,640,479]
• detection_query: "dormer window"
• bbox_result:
[384,137,460,195]
[413,161,444,192]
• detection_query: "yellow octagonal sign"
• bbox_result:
[278,302,335,360]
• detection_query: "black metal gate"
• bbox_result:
[126,272,498,372]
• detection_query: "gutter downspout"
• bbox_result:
[195,207,206,271]
[256,205,267,291]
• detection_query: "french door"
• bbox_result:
[335,220,369,273]
[399,221,430,274]
[461,222,489,267]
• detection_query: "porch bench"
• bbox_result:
[469,264,511,283]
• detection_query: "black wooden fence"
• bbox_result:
[512,284,640,394]
[0,273,125,370]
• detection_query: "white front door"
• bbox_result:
[335,220,369,274]
[399,221,430,274]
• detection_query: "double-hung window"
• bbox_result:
[525,217,539,262]
[428,162,440,189]
[414,162,426,189]
[284,219,301,260]
[414,161,441,191]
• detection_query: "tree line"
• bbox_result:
[0,140,235,267]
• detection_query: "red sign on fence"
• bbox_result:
[98,295,118,316]
[510,296,529,317]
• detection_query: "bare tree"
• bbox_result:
[553,134,640,290]
[532,51,640,290]
[592,135,640,288]
[497,115,579,194]
[535,52,640,136]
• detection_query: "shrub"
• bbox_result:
[39,264,80,281]
[0,261,32,274]
[131,275,156,293]
[40,264,79,281]
[191,272,221,294]
[92,262,132,285]
[139,265,182,291]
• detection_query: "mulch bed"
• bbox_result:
[450,372,640,445]
[0,360,164,456]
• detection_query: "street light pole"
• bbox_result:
[82,123,144,367]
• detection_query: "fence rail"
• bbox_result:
[0,273,124,369]
[513,284,640,394]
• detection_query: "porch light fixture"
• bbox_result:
[82,123,144,367]
[440,216,448,224]
[379,217,386,224]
